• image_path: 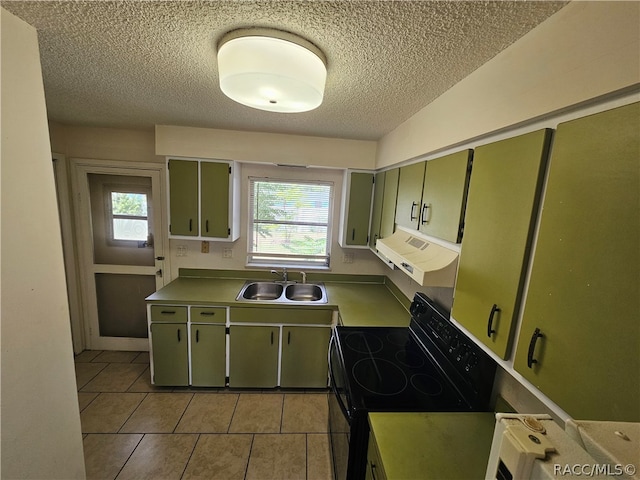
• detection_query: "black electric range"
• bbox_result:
[328,292,497,480]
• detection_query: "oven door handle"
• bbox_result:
[328,335,352,422]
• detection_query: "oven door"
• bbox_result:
[328,333,352,480]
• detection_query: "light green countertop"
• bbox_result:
[146,271,411,327]
[368,412,496,480]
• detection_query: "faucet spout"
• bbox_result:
[270,268,288,282]
[299,271,307,284]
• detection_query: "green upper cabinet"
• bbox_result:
[452,129,551,359]
[418,150,472,243]
[200,161,230,238]
[379,168,399,239]
[513,103,640,422]
[168,159,199,236]
[167,158,240,241]
[395,162,426,230]
[369,171,386,249]
[339,170,374,248]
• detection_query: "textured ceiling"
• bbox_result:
[2,0,568,140]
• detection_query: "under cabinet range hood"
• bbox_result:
[375,227,459,287]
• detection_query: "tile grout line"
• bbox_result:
[227,393,241,433]
[178,433,201,480]
[243,434,256,480]
[172,392,197,433]
[113,432,146,480]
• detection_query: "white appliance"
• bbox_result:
[486,414,615,480]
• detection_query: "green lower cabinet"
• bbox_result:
[280,326,331,388]
[150,322,189,386]
[366,429,387,480]
[190,324,226,387]
[513,102,640,421]
[229,325,279,388]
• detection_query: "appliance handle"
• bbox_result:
[328,334,351,422]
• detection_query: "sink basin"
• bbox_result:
[235,281,327,303]
[240,282,284,301]
[285,283,324,302]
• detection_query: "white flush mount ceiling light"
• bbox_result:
[217,28,327,113]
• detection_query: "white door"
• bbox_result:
[73,160,167,351]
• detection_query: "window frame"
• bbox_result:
[104,184,152,246]
[247,177,334,269]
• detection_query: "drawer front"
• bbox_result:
[230,307,333,325]
[191,306,226,324]
[150,305,188,323]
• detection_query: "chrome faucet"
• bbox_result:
[270,268,288,282]
[299,271,307,284]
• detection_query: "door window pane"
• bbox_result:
[111,192,149,241]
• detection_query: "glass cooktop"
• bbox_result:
[336,326,470,412]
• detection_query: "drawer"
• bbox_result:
[191,306,226,324]
[150,305,188,323]
[230,307,333,325]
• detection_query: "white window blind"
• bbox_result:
[248,178,332,267]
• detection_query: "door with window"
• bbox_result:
[74,162,166,351]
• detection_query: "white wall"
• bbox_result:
[0,8,86,479]
[155,124,377,169]
[377,1,640,168]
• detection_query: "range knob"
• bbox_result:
[464,353,478,372]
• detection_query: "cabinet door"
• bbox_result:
[419,150,472,243]
[395,162,425,230]
[200,161,230,238]
[514,103,640,421]
[281,326,331,388]
[369,171,386,249]
[168,159,198,237]
[228,325,279,388]
[151,322,189,385]
[366,432,387,480]
[342,172,374,247]
[452,129,551,359]
[190,324,226,387]
[379,168,399,239]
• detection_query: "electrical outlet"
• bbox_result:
[343,253,354,264]
[223,248,233,258]
[177,245,187,257]
[201,241,210,253]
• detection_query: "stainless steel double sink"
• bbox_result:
[235,281,327,304]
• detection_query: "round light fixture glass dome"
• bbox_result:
[217,28,327,113]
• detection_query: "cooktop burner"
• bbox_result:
[336,325,468,411]
[352,358,408,396]
[344,331,384,355]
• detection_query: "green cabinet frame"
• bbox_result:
[228,325,279,388]
[167,158,238,240]
[452,129,551,359]
[513,103,640,421]
[418,150,472,243]
[280,326,331,388]
[190,324,226,387]
[395,162,426,230]
[168,159,198,236]
[150,322,189,386]
[339,171,374,248]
